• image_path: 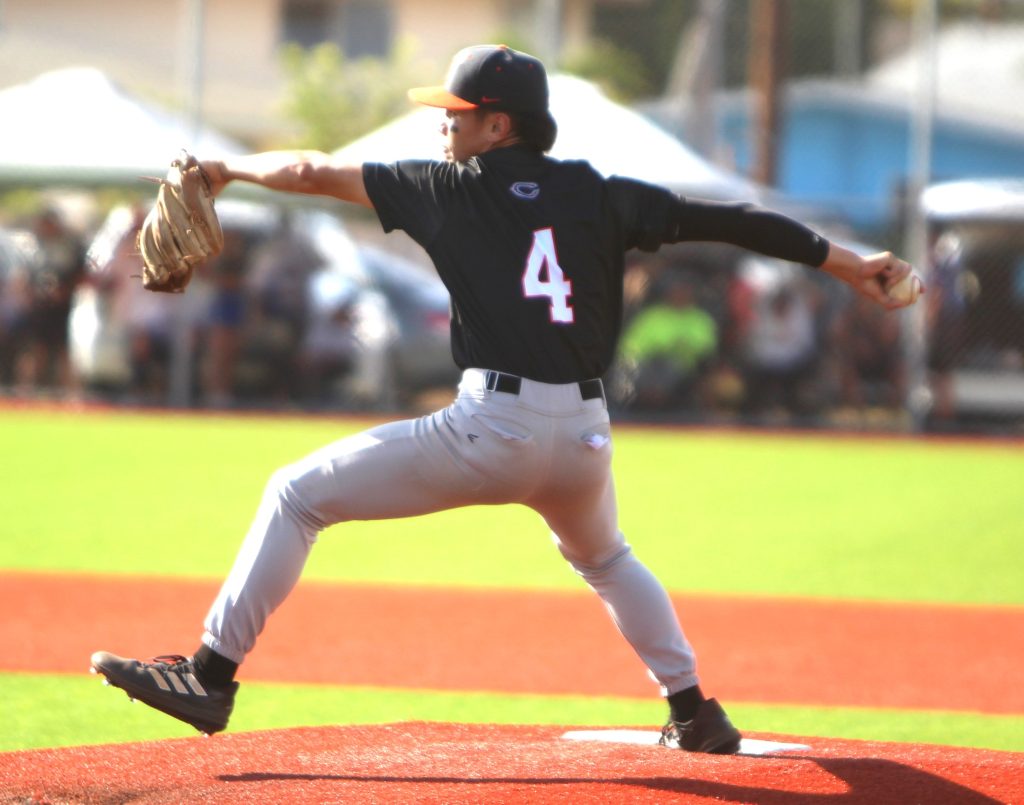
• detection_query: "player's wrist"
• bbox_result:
[201,160,231,193]
[818,242,860,285]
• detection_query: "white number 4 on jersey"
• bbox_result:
[522,228,574,324]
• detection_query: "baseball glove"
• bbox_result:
[138,151,223,293]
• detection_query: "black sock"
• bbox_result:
[667,684,706,723]
[194,644,239,687]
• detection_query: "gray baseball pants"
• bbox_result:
[202,367,699,696]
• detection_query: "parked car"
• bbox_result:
[354,244,456,403]
[69,199,454,409]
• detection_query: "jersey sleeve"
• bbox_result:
[362,160,452,248]
[671,197,831,267]
[607,177,831,267]
[605,177,684,253]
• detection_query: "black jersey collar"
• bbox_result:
[477,143,544,165]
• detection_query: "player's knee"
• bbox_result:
[562,543,633,580]
[264,465,298,510]
[265,463,326,530]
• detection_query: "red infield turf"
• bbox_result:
[3,571,1023,803]
[5,572,1023,712]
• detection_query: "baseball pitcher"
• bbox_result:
[92,45,919,753]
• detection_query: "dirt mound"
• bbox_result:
[1,722,1020,804]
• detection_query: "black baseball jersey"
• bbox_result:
[363,145,828,384]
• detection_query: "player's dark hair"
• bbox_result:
[508,110,558,153]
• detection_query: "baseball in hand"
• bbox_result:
[886,272,923,305]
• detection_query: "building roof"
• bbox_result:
[868,21,1024,132]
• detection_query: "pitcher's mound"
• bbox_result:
[1,721,1020,804]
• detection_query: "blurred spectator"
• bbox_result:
[112,208,177,401]
[617,272,718,412]
[70,204,199,403]
[21,208,87,395]
[299,275,361,405]
[248,217,319,333]
[737,278,822,419]
[241,220,322,401]
[621,254,665,328]
[198,229,248,407]
[925,231,968,425]
[831,292,905,410]
[0,230,34,388]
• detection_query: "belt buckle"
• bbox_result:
[580,378,605,402]
[485,371,522,395]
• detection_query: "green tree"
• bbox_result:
[279,38,434,151]
[590,0,696,95]
[560,39,656,101]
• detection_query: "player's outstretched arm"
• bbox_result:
[819,242,920,310]
[199,152,372,208]
[657,196,922,309]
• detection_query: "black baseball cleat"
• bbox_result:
[90,651,238,735]
[658,698,742,754]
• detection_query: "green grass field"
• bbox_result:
[3,408,1022,752]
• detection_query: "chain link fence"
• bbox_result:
[2,1,1022,433]
[612,1,1024,433]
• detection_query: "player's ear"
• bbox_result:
[487,111,513,140]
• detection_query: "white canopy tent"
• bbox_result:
[334,75,760,201]
[0,67,251,407]
[0,67,245,185]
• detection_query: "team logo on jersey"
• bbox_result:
[510,181,540,200]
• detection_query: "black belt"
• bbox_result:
[484,370,604,402]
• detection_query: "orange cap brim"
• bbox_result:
[407,86,479,110]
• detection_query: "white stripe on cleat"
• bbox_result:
[146,667,172,692]
[166,671,189,695]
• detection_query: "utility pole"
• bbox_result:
[169,0,207,409]
[835,0,865,78]
[903,0,939,430]
[535,0,562,66]
[668,0,728,160]
[185,0,206,143]
[748,0,787,187]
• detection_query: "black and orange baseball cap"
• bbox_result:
[408,45,549,113]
